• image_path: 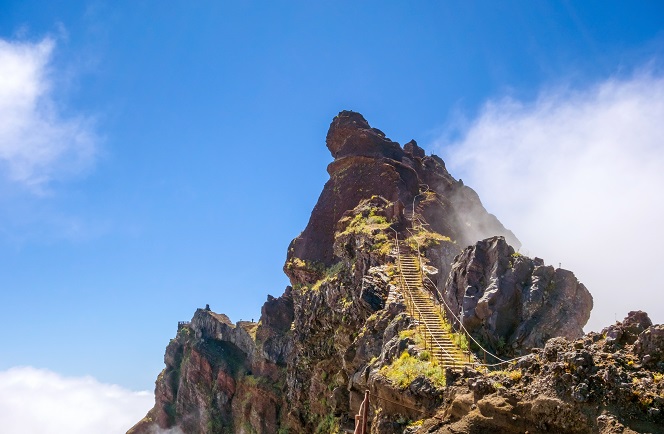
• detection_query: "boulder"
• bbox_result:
[634,324,664,366]
[443,236,592,355]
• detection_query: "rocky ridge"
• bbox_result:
[128,112,662,434]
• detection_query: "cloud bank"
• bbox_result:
[437,71,664,331]
[0,37,98,191]
[0,366,153,434]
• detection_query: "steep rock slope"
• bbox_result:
[127,112,660,434]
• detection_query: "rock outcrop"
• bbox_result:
[443,236,593,357]
[412,312,664,434]
[285,110,519,276]
[128,112,661,434]
[128,306,291,434]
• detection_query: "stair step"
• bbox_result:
[395,247,480,366]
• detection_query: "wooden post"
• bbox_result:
[354,390,370,434]
[361,390,369,434]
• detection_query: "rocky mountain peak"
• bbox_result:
[129,112,663,434]
[325,110,403,160]
[286,111,519,277]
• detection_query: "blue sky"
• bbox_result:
[0,2,663,432]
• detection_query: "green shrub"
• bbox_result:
[315,413,341,434]
[380,351,446,389]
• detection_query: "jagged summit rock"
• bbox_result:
[326,110,404,160]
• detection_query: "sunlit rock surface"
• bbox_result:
[129,112,662,434]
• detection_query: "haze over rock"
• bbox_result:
[128,112,662,434]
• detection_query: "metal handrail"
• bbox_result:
[422,272,533,368]
[398,187,532,369]
[405,188,534,368]
[392,230,462,366]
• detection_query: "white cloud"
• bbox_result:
[0,366,153,434]
[436,71,664,332]
[0,37,98,192]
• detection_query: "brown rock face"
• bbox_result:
[443,236,593,356]
[286,110,519,277]
[132,111,657,434]
[412,315,664,433]
[325,110,404,160]
[128,305,290,434]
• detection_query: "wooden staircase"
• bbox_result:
[396,245,473,368]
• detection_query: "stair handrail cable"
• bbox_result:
[390,228,414,315]
[392,228,460,364]
[398,235,463,364]
[421,272,534,368]
[409,185,511,367]
[406,185,535,368]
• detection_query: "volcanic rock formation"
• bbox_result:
[285,110,519,277]
[443,236,593,358]
[128,112,662,434]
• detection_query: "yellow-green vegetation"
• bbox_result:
[452,331,469,351]
[405,227,452,251]
[487,367,522,383]
[407,419,424,428]
[286,256,310,270]
[298,261,346,292]
[337,207,393,256]
[177,326,191,338]
[380,351,446,389]
[399,328,423,346]
[508,251,523,268]
[243,374,259,387]
[315,414,341,434]
[285,257,307,270]
[508,369,523,382]
[418,349,432,361]
[339,209,390,236]
[240,322,258,340]
[438,311,469,351]
[653,372,663,383]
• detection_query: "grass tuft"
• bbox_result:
[380,351,446,389]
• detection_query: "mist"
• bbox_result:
[0,366,153,434]
[435,70,664,331]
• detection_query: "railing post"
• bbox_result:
[361,390,369,434]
